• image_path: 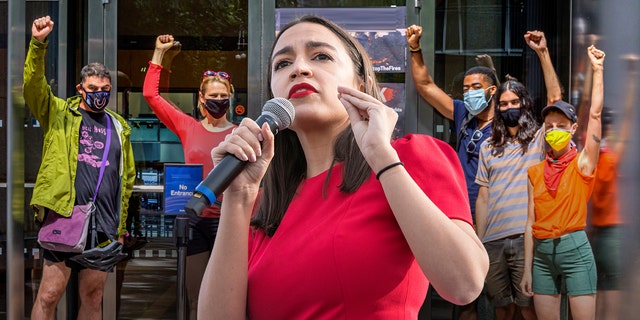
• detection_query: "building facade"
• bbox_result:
[2,0,639,319]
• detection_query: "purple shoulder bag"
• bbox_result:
[38,115,112,253]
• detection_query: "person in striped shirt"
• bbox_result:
[475,30,562,320]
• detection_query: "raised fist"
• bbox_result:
[155,34,176,52]
[32,16,54,43]
[524,30,547,53]
[587,45,605,71]
[405,25,423,51]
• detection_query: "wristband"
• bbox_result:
[376,162,404,180]
[409,46,422,53]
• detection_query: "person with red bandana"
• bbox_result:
[520,45,606,320]
[143,34,237,320]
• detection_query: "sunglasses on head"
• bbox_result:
[202,70,231,83]
[466,129,484,154]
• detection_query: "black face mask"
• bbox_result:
[84,91,111,112]
[500,108,521,127]
[203,99,230,119]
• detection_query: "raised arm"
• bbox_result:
[142,35,195,135]
[578,45,605,176]
[23,16,61,129]
[406,25,455,120]
[150,34,181,92]
[573,36,599,149]
[150,34,176,66]
[524,30,563,105]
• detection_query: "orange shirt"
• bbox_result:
[527,154,596,239]
[591,150,621,226]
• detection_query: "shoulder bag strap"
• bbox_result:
[89,114,112,248]
[92,115,112,202]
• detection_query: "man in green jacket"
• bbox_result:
[25,16,135,319]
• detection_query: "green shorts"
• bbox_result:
[590,226,622,290]
[533,230,597,296]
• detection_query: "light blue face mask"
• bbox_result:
[463,88,492,116]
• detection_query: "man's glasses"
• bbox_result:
[466,130,483,153]
[202,70,232,83]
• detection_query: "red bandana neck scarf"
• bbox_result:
[543,145,578,192]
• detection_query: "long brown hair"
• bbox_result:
[252,15,382,236]
[490,78,539,155]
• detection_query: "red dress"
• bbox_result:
[247,134,472,319]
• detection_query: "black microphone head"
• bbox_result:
[263,98,295,130]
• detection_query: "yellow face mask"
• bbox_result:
[545,128,572,151]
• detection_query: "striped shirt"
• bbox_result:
[475,129,544,242]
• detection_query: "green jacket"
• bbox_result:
[23,37,136,237]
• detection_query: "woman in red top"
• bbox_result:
[198,15,488,319]
[143,34,236,320]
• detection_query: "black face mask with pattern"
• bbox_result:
[203,99,230,119]
[85,91,111,112]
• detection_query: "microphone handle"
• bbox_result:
[184,113,281,216]
[184,155,245,217]
[195,154,246,206]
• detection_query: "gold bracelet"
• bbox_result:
[409,46,422,53]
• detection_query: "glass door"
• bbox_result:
[114,2,248,319]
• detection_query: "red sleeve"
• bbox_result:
[392,134,473,225]
[142,62,197,139]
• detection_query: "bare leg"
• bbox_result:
[533,294,561,320]
[186,251,211,320]
[568,294,596,320]
[31,260,72,320]
[77,268,108,320]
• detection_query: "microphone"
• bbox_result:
[184,97,295,216]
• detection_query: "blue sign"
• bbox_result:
[164,164,203,214]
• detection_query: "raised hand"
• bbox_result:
[155,34,176,53]
[405,25,423,51]
[524,30,548,53]
[587,45,605,70]
[338,85,399,172]
[32,16,54,43]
